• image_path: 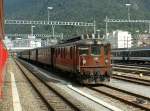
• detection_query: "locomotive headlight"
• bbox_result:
[82,59,86,65]
[94,57,99,61]
[105,59,108,64]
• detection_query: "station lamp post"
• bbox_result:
[31,25,36,36]
[47,6,53,22]
[47,7,55,38]
[125,3,131,20]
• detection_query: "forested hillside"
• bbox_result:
[4,0,150,36]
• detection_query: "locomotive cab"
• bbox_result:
[78,42,112,84]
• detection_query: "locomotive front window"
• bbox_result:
[104,46,109,55]
[79,47,89,55]
[91,46,100,55]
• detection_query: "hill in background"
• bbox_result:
[4,0,150,36]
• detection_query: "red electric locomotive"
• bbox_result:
[53,34,112,84]
[19,34,112,84]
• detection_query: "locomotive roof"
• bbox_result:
[54,34,109,47]
[61,34,101,43]
[20,34,110,51]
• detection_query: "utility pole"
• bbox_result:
[93,20,96,34]
[47,7,53,22]
[31,25,35,36]
[125,4,131,20]
[105,16,108,39]
[47,7,55,38]
[52,25,55,38]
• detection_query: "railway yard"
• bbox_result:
[1,1,150,111]
[0,57,149,111]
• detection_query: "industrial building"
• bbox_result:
[107,30,132,48]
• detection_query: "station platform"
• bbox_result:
[0,58,46,111]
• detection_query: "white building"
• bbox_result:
[28,35,41,48]
[3,36,13,50]
[107,30,132,48]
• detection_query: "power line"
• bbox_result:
[6,34,62,38]
[5,19,95,27]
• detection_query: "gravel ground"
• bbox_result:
[21,60,116,111]
[22,59,105,111]
[52,83,112,111]
[77,86,144,111]
[30,66,143,111]
[1,58,48,111]
[108,78,150,98]
[16,59,148,111]
[11,58,48,111]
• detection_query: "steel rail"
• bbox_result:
[14,59,54,111]
[88,84,150,111]
[112,74,150,86]
[15,59,82,111]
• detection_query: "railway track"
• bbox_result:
[112,72,150,86]
[113,65,150,75]
[112,64,150,85]
[15,59,89,111]
[88,84,150,111]
[15,59,125,111]
[113,64,150,69]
